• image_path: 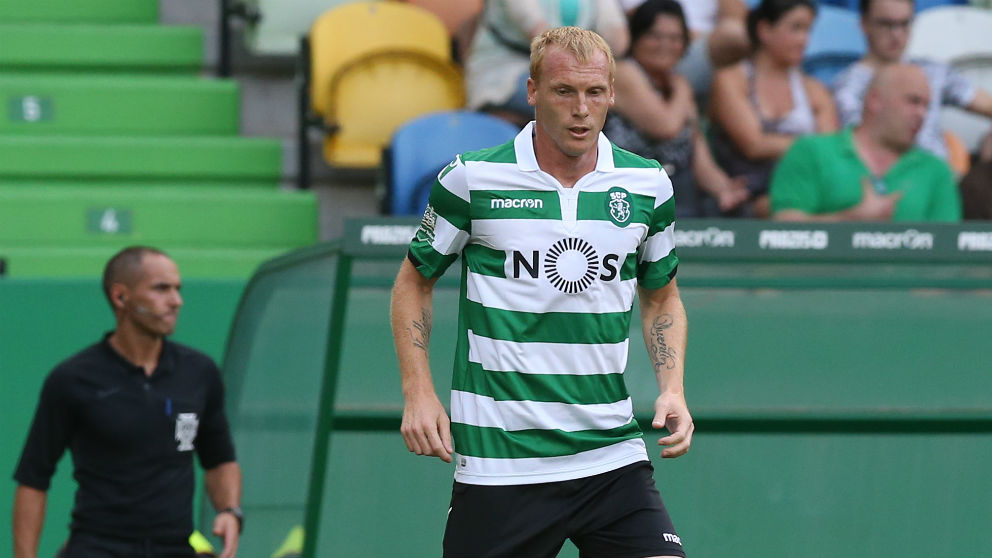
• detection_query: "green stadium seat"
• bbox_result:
[0,246,293,279]
[0,185,316,248]
[0,136,283,185]
[0,24,203,73]
[0,75,239,136]
[0,0,159,23]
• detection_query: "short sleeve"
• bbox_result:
[408,155,472,279]
[939,64,977,108]
[13,371,75,490]
[637,169,679,290]
[195,361,237,469]
[770,136,823,215]
[833,65,870,126]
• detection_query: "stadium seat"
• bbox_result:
[0,136,282,186]
[303,1,464,169]
[384,111,520,215]
[915,0,969,12]
[907,6,992,62]
[0,75,239,136]
[0,185,316,248]
[0,0,158,23]
[0,245,290,278]
[907,6,992,151]
[802,5,866,87]
[0,24,203,73]
[242,0,372,56]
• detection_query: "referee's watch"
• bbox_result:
[220,506,244,533]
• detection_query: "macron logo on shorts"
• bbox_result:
[663,533,682,545]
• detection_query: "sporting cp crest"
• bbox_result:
[607,187,632,227]
[175,412,199,452]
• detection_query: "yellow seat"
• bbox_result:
[309,2,464,167]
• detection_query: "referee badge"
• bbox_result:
[175,413,199,452]
[607,187,632,227]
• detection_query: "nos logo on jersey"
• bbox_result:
[512,237,622,294]
[608,187,632,227]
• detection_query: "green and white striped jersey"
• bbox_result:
[409,122,679,485]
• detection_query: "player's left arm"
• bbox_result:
[638,278,693,459]
[205,461,242,558]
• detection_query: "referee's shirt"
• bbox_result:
[13,334,236,540]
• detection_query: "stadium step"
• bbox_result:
[0,74,239,136]
[0,185,317,248]
[0,24,203,73]
[0,0,159,24]
[0,245,291,279]
[0,136,283,185]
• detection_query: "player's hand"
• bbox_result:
[652,391,694,458]
[213,511,240,558]
[401,390,453,463]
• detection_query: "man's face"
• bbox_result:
[862,0,914,63]
[875,68,930,150]
[122,254,183,337]
[527,46,614,159]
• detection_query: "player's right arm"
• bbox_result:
[391,258,452,463]
[13,485,46,558]
[13,368,75,558]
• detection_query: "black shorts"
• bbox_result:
[443,461,685,558]
[58,530,195,558]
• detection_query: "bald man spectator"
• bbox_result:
[833,0,992,161]
[770,64,961,221]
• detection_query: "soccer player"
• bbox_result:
[390,26,693,558]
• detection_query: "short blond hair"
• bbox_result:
[529,26,615,84]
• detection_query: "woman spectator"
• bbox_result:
[609,0,749,217]
[708,0,837,217]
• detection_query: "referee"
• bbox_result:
[12,246,243,558]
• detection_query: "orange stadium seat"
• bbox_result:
[305,1,464,169]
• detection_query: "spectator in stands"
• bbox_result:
[959,134,992,219]
[708,0,838,217]
[608,0,749,216]
[12,247,243,558]
[770,64,961,222]
[465,0,628,127]
[833,0,992,160]
[620,0,751,107]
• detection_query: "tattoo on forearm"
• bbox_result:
[408,308,432,354]
[649,314,677,371]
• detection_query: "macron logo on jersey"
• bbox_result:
[491,198,544,210]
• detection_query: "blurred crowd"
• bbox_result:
[453,0,992,221]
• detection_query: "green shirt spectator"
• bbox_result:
[771,127,961,222]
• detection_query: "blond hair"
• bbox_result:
[529,26,615,84]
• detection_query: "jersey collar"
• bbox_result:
[514,121,616,173]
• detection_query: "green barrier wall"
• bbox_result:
[216,219,992,557]
[0,278,245,557]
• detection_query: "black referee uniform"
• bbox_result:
[13,333,236,557]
